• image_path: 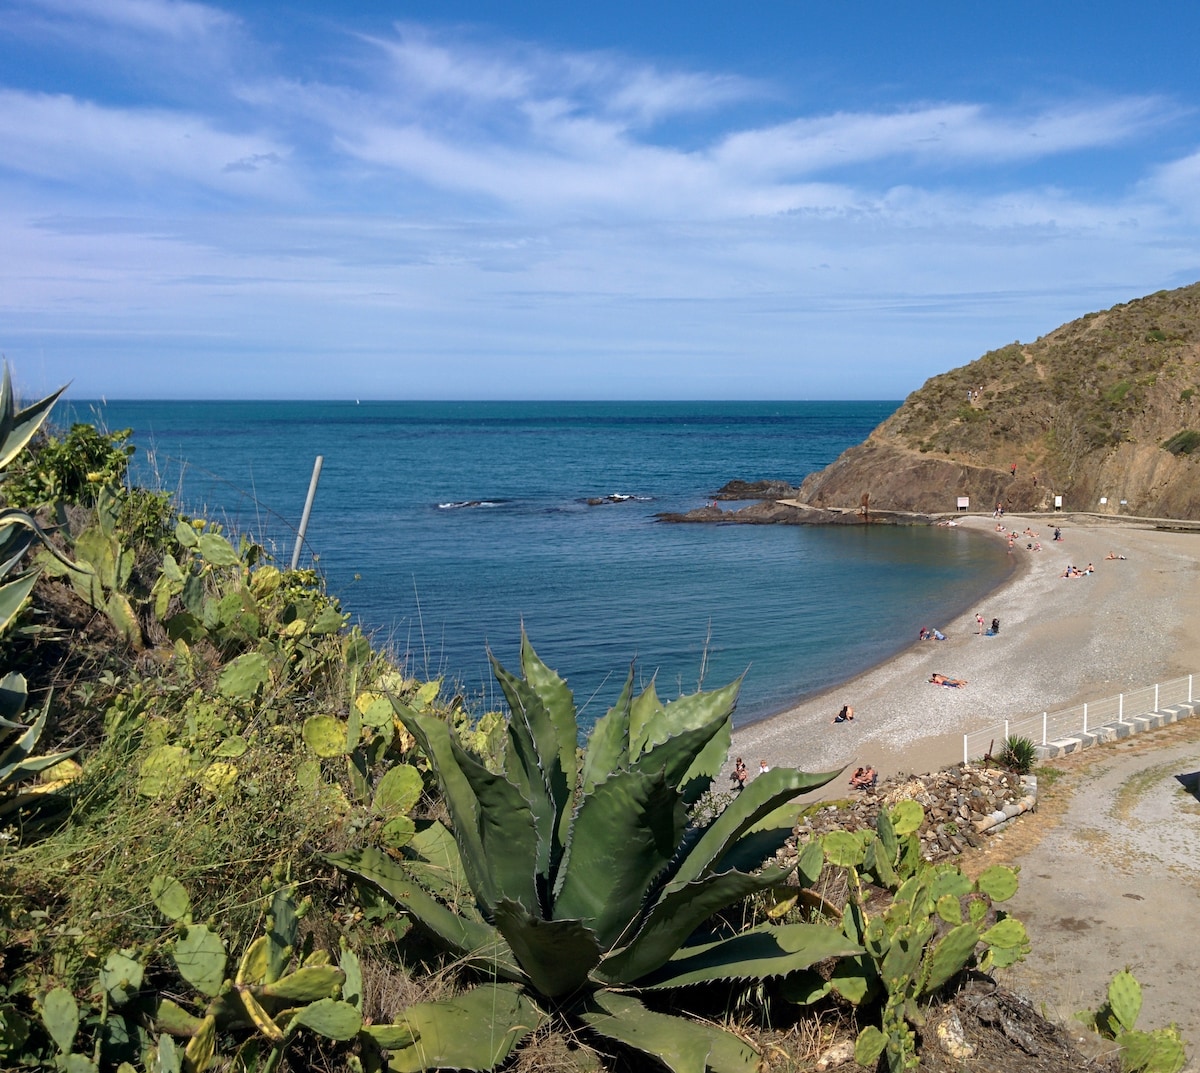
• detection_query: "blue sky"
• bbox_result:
[2,1,1199,400]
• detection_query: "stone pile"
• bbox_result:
[795,765,1035,863]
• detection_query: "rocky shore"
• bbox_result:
[792,765,1037,863]
[655,478,936,525]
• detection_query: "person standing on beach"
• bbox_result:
[976,613,985,635]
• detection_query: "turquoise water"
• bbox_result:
[70,400,1012,725]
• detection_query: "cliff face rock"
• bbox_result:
[800,282,1200,517]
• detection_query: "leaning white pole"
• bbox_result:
[291,455,324,571]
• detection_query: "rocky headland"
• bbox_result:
[663,281,1200,524]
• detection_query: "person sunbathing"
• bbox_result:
[849,765,878,789]
[928,673,967,688]
[832,704,854,723]
[1105,551,1127,560]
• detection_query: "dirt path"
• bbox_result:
[967,719,1200,1066]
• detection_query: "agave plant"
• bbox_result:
[0,673,80,821]
[0,363,71,631]
[332,634,860,1073]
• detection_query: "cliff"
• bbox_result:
[799,282,1200,518]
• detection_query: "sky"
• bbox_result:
[2,1,1199,400]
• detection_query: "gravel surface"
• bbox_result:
[730,514,1200,787]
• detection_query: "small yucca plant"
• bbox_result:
[998,735,1037,775]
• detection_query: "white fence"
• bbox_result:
[963,673,1197,763]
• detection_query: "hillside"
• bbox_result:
[799,281,1200,517]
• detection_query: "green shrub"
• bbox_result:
[998,735,1037,775]
[1104,381,1132,405]
[1162,429,1200,456]
[2,423,133,509]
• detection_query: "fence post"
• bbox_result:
[1003,720,1009,744]
[1155,683,1160,712]
[291,456,324,571]
[963,735,968,766]
[1042,711,1047,745]
[1119,694,1123,721]
[1191,675,1194,703]
[1083,703,1087,734]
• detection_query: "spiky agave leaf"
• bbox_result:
[490,642,574,881]
[635,677,742,802]
[595,865,794,985]
[579,663,634,795]
[0,569,38,635]
[551,766,687,950]
[628,678,665,761]
[443,726,542,917]
[627,708,731,795]
[328,848,524,983]
[0,365,67,471]
[635,922,864,990]
[713,800,811,875]
[578,990,758,1073]
[667,766,844,892]
[0,695,81,791]
[493,899,601,998]
[395,708,502,915]
[403,820,476,907]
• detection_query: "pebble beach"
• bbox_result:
[731,513,1200,784]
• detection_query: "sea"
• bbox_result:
[66,400,1012,728]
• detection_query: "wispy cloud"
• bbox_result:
[0,90,292,196]
[23,0,238,41]
[1,0,1198,399]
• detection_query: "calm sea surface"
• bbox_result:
[69,401,1011,727]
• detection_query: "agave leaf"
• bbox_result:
[0,368,66,470]
[669,767,843,892]
[629,709,730,799]
[578,990,758,1073]
[1,699,80,786]
[0,522,34,576]
[446,731,540,916]
[713,802,805,875]
[579,663,633,795]
[637,922,864,990]
[518,632,579,805]
[0,569,38,635]
[405,821,475,908]
[491,654,564,882]
[396,709,494,911]
[0,671,26,723]
[328,848,523,982]
[595,866,793,985]
[382,983,545,1073]
[642,678,742,800]
[552,767,686,950]
[492,899,601,998]
[628,679,665,761]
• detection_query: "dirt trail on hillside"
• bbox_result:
[968,720,1200,1067]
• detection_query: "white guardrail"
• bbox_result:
[963,673,1197,763]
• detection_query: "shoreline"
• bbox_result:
[730,513,1200,790]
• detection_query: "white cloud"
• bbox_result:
[1145,149,1200,219]
[715,97,1170,180]
[13,0,237,42]
[0,90,293,196]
